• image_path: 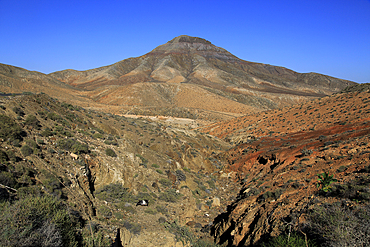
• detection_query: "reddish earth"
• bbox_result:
[198,89,370,246]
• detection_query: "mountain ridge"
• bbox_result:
[1,35,356,121]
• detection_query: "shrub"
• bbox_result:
[98,205,112,218]
[260,232,316,247]
[159,178,172,187]
[93,133,104,139]
[123,221,141,235]
[21,145,34,156]
[0,115,25,142]
[72,142,89,154]
[0,171,17,189]
[0,150,9,164]
[156,169,163,174]
[316,172,337,192]
[41,128,53,137]
[151,163,160,168]
[159,189,182,203]
[95,183,133,203]
[12,107,25,117]
[26,139,39,150]
[0,195,79,246]
[105,148,117,157]
[47,112,62,121]
[304,202,370,246]
[24,115,41,129]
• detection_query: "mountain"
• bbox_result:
[0,35,356,121]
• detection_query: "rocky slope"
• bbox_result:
[202,84,370,246]
[0,93,241,246]
[1,35,356,121]
[1,84,369,246]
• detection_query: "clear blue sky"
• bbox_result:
[0,0,369,83]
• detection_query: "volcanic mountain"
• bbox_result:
[1,35,356,121]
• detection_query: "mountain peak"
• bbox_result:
[167,35,212,45]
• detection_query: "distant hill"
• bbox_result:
[1,35,356,121]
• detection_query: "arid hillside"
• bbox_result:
[0,92,240,246]
[204,83,370,246]
[0,83,369,246]
[0,35,356,122]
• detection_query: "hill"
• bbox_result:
[1,35,356,121]
[0,84,369,246]
[204,83,370,246]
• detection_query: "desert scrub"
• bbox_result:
[159,178,172,187]
[159,189,183,203]
[98,205,112,218]
[47,112,62,121]
[41,127,53,137]
[12,106,25,117]
[151,163,160,168]
[95,183,134,203]
[21,144,34,156]
[24,115,41,129]
[330,177,370,202]
[0,195,80,247]
[163,220,220,246]
[123,221,141,235]
[144,208,157,215]
[105,148,117,157]
[260,231,316,247]
[0,114,26,143]
[304,201,370,246]
[58,139,89,154]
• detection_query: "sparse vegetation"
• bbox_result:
[105,148,117,157]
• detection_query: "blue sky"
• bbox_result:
[0,0,369,83]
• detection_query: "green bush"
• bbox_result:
[0,171,17,189]
[24,115,41,129]
[159,178,172,187]
[98,205,112,218]
[57,139,88,154]
[26,139,39,150]
[21,145,34,156]
[93,133,104,139]
[0,195,79,246]
[95,183,133,203]
[72,142,89,154]
[47,112,62,121]
[41,128,53,137]
[0,150,9,164]
[0,115,25,142]
[260,232,316,247]
[316,172,337,192]
[105,148,117,157]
